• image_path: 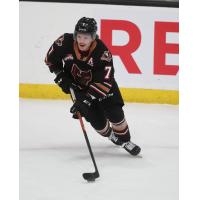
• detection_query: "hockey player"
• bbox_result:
[45,17,141,156]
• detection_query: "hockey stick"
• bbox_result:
[69,88,100,182]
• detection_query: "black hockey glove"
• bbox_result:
[70,94,92,119]
[54,71,72,94]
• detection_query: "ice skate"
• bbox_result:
[109,132,141,156]
[122,141,141,156]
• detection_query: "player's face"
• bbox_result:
[76,33,94,51]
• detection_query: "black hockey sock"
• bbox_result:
[101,127,112,137]
[111,118,131,142]
[95,120,112,137]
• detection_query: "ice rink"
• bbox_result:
[19,99,178,200]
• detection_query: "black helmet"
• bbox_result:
[74,17,97,39]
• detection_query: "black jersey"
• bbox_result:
[45,33,124,105]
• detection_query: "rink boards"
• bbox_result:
[19,83,178,104]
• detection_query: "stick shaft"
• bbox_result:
[69,88,99,174]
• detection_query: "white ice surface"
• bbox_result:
[19,99,178,200]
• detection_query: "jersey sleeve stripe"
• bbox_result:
[44,56,53,66]
[94,82,110,93]
[103,82,112,88]
[89,84,107,97]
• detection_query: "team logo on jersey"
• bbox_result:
[71,64,92,86]
[55,35,64,46]
[64,54,74,61]
[101,51,112,62]
[87,57,94,67]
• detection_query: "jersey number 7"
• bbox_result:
[105,66,112,80]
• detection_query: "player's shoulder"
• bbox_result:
[95,39,113,62]
[63,33,74,41]
[54,33,74,47]
[96,39,109,52]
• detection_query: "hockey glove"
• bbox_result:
[54,71,72,94]
[70,95,92,118]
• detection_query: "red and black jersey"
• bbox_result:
[45,33,124,105]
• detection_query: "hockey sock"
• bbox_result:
[111,118,130,142]
[95,120,112,137]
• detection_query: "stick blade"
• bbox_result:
[82,171,99,182]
